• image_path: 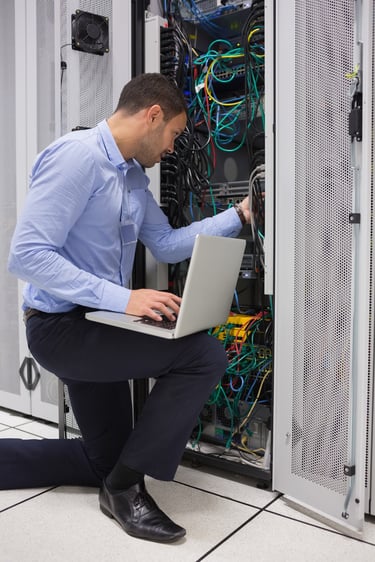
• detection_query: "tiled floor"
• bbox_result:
[0,408,375,562]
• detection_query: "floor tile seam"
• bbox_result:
[4,426,52,439]
[0,408,52,421]
[0,416,57,427]
[196,516,375,562]
[0,411,33,423]
[195,502,273,561]
[264,508,375,547]
[27,421,59,430]
[0,421,34,430]
[172,478,277,510]
[0,486,59,514]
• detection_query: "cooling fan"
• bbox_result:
[71,10,109,56]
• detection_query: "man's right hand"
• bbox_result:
[126,289,182,321]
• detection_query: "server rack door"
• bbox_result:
[360,0,375,518]
[272,0,370,533]
[31,0,132,422]
[0,0,40,416]
[2,0,132,422]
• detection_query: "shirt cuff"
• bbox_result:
[100,281,131,313]
[212,206,244,237]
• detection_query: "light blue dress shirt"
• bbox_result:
[8,120,242,314]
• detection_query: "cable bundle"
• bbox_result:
[241,0,265,167]
[191,38,248,153]
[160,25,191,88]
[161,118,213,227]
[159,3,265,228]
[192,311,273,460]
[158,3,271,470]
[248,164,265,269]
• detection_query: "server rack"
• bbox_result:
[143,2,272,484]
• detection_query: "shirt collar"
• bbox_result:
[97,119,150,189]
[98,119,125,169]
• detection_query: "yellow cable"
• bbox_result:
[238,369,271,432]
[204,54,245,107]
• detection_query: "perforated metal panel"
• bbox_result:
[291,0,354,496]
[365,0,375,515]
[36,0,58,151]
[60,0,113,133]
[272,0,372,531]
[0,0,20,396]
[78,0,113,126]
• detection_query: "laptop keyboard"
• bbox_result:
[136,316,177,330]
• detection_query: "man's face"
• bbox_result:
[137,111,187,168]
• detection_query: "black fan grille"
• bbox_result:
[71,10,109,56]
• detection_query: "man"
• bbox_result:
[6,73,251,543]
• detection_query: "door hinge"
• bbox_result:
[344,464,355,477]
[349,213,360,224]
[19,356,40,391]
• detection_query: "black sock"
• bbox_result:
[106,463,144,491]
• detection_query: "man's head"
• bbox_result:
[115,73,187,120]
[110,74,187,168]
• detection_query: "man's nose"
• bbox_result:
[166,141,175,154]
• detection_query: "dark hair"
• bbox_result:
[115,73,187,121]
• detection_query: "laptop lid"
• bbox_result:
[85,234,246,339]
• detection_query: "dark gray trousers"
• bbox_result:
[0,306,227,489]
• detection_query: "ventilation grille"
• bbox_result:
[365,3,375,493]
[291,0,354,495]
[60,0,113,132]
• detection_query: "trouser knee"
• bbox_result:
[199,334,228,385]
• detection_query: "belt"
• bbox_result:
[23,308,42,324]
[23,306,91,324]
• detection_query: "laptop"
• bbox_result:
[85,234,246,339]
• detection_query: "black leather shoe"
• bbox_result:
[99,480,186,543]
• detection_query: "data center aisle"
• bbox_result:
[0,407,375,562]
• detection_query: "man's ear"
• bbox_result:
[147,104,163,124]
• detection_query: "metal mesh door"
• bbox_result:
[271,0,370,532]
[0,1,22,398]
[291,0,354,495]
